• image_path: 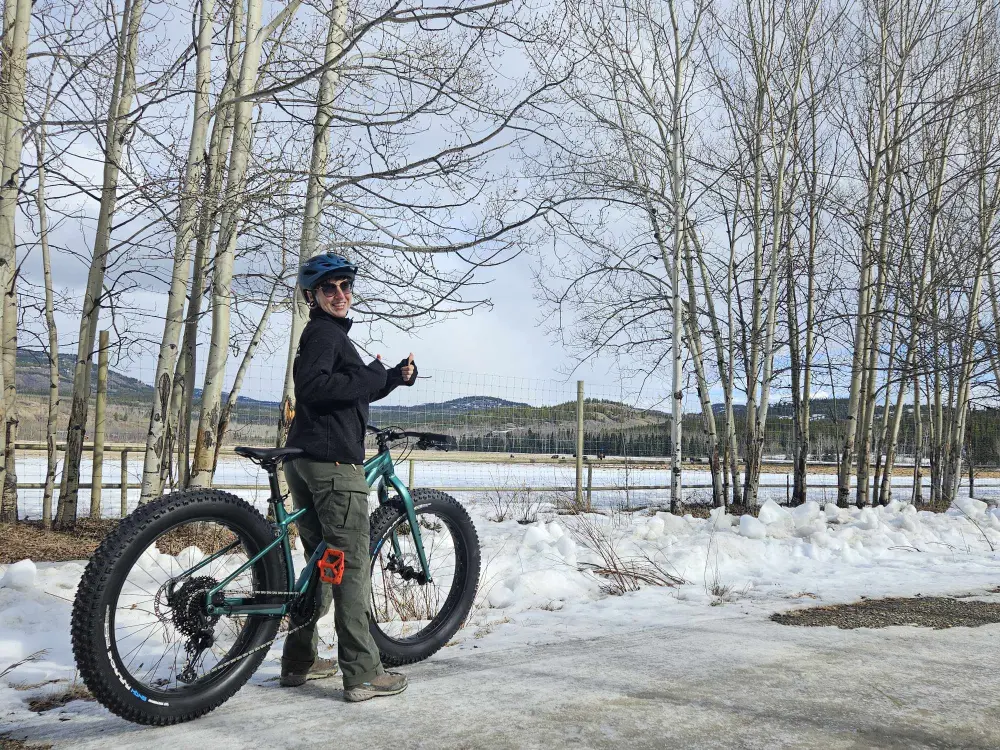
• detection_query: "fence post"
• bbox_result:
[575,380,584,509]
[585,462,593,511]
[120,448,129,518]
[408,458,415,491]
[90,330,109,518]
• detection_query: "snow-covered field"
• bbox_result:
[3,488,1000,747]
[13,454,999,520]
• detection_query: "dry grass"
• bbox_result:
[0,650,49,682]
[26,683,93,713]
[0,736,53,750]
[0,519,118,564]
[570,513,685,595]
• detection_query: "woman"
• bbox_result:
[280,253,417,702]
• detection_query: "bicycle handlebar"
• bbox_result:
[367,425,455,450]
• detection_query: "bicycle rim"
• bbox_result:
[109,518,271,694]
[370,509,464,643]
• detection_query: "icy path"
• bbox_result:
[4,496,1000,748]
[5,587,1000,750]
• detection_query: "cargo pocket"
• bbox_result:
[330,473,370,529]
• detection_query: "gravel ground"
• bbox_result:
[772,594,1000,629]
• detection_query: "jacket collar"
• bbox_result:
[310,306,353,332]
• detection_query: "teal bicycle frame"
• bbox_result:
[198,446,432,618]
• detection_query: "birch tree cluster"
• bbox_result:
[0,0,547,528]
[3,0,998,528]
[528,0,1000,511]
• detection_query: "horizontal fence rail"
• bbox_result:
[14,442,985,517]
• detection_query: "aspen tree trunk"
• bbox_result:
[787,247,803,504]
[795,93,822,506]
[725,212,740,506]
[668,16,688,514]
[190,0,302,486]
[171,0,246,488]
[912,369,923,504]
[0,0,31,523]
[691,227,735,508]
[943,182,996,503]
[682,233,723,506]
[34,132,60,528]
[930,292,943,506]
[278,0,349,448]
[879,205,925,506]
[55,0,145,528]
[871,297,900,506]
[214,287,279,469]
[140,0,216,501]
[837,6,900,507]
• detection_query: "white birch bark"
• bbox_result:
[140,0,216,501]
[0,0,31,523]
[55,0,145,528]
[278,0,349,448]
[190,0,303,486]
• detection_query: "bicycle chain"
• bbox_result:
[191,589,323,681]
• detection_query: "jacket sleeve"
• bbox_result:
[294,327,388,405]
[371,358,418,403]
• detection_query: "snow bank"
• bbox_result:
[2,496,1000,731]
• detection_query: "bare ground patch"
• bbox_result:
[0,519,118,564]
[25,684,93,713]
[0,737,53,750]
[772,595,1000,629]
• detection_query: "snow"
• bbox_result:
[738,514,766,539]
[0,560,37,591]
[13,454,1000,520]
[2,492,1000,746]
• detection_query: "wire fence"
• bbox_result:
[11,347,1000,520]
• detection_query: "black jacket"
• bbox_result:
[285,309,415,463]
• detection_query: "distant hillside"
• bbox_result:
[714,397,853,421]
[371,396,530,417]
[15,349,276,406]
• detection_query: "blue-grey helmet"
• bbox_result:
[297,253,357,298]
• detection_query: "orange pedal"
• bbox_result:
[317,548,345,585]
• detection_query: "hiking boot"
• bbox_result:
[343,671,408,702]
[279,657,339,687]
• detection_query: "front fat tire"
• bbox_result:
[71,490,286,726]
[368,489,481,667]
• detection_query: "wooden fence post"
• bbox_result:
[90,330,109,518]
[408,458,415,491]
[585,462,593,511]
[120,448,129,518]
[575,380,584,510]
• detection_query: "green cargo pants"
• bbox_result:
[281,459,385,688]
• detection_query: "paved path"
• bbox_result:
[9,605,1000,749]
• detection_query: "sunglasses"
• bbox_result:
[316,279,353,297]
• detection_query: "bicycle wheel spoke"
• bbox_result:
[104,516,278,695]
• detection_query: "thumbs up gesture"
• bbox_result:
[400,353,416,385]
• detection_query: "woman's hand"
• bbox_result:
[400,353,416,384]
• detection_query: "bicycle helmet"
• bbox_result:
[297,253,357,298]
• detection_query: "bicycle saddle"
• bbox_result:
[234,446,305,466]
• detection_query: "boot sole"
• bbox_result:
[279,668,339,687]
[343,683,408,702]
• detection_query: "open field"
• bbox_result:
[10,452,999,521]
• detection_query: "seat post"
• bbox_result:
[264,462,282,502]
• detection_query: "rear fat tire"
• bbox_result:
[368,489,481,667]
[71,490,286,726]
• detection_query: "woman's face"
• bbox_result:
[312,276,353,318]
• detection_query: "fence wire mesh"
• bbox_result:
[11,348,999,520]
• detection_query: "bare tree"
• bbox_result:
[54,0,145,528]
